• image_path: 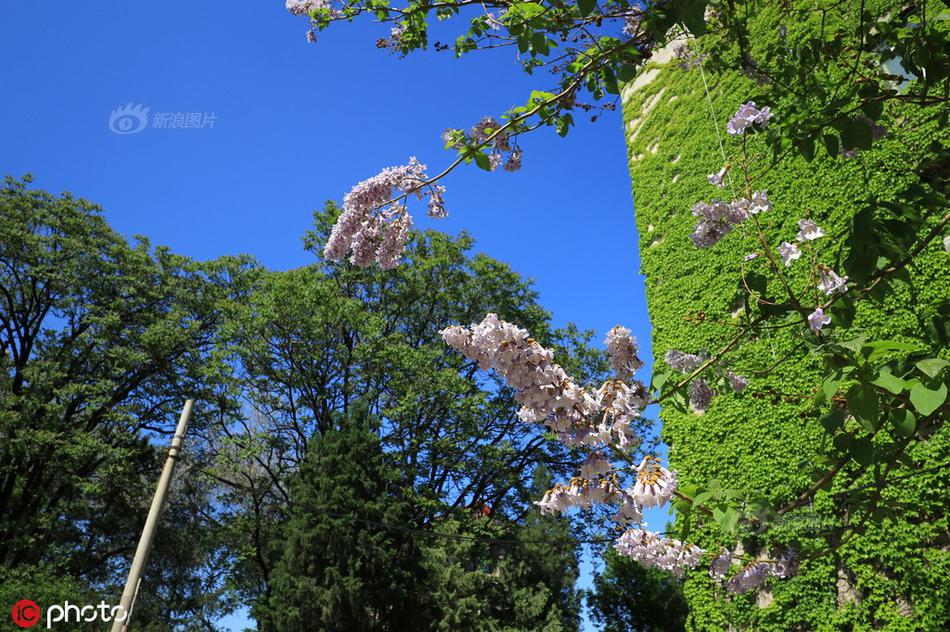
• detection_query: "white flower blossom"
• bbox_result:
[629,456,677,508]
[707,166,729,188]
[605,325,644,379]
[778,241,801,267]
[440,314,600,440]
[579,452,613,480]
[615,529,703,577]
[817,266,849,295]
[796,219,825,242]
[749,190,772,214]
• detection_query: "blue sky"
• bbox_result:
[0,1,663,629]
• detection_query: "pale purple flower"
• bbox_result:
[726,563,772,594]
[808,307,831,332]
[727,371,748,392]
[387,24,407,50]
[689,378,714,412]
[749,190,771,214]
[709,550,733,580]
[817,266,849,295]
[377,212,412,270]
[441,128,465,150]
[796,219,825,242]
[593,380,646,449]
[690,220,730,248]
[427,185,447,219]
[724,552,795,593]
[503,149,522,172]
[488,150,502,172]
[689,199,748,248]
[440,314,600,441]
[707,166,728,188]
[470,115,510,151]
[537,477,625,515]
[726,101,772,135]
[324,157,442,268]
[285,0,327,16]
[744,252,759,261]
[605,325,644,379]
[729,198,751,222]
[611,499,644,525]
[778,241,801,267]
[665,349,704,373]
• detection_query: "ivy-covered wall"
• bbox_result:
[622,3,948,630]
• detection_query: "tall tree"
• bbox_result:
[588,549,689,632]
[0,175,254,625]
[261,405,430,632]
[212,203,624,614]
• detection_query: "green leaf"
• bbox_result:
[833,433,850,453]
[473,151,491,171]
[863,340,922,363]
[722,508,740,534]
[909,381,948,417]
[829,297,856,328]
[512,2,546,19]
[849,437,875,466]
[871,369,906,394]
[821,132,840,157]
[795,135,816,161]
[839,337,867,355]
[577,0,597,18]
[679,0,707,35]
[651,370,670,391]
[840,117,873,150]
[916,358,949,379]
[888,409,917,437]
[819,409,844,434]
[822,372,842,401]
[847,384,879,431]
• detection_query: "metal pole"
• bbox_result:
[111,399,194,632]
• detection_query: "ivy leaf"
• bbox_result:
[909,381,948,417]
[888,408,917,437]
[916,358,949,379]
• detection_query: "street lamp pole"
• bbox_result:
[111,399,194,632]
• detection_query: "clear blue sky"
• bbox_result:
[0,2,664,629]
